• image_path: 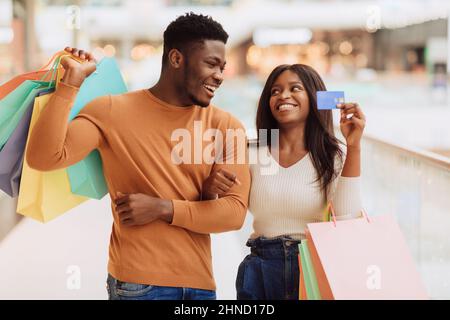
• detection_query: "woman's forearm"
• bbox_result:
[341,146,361,177]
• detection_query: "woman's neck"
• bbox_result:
[277,124,307,152]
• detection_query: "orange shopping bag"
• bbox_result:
[0,51,65,99]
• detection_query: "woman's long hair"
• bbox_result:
[256,64,343,198]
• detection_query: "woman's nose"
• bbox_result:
[280,89,291,99]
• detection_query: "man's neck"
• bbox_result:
[149,78,193,107]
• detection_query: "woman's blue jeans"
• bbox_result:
[236,236,301,300]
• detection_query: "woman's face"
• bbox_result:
[269,70,310,128]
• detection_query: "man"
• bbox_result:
[26,13,250,300]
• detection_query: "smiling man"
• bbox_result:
[26,13,250,300]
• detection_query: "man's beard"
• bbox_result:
[183,63,209,108]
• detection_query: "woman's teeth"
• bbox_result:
[278,104,297,111]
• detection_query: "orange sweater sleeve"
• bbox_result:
[26,82,108,171]
[171,118,251,234]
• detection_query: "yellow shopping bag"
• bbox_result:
[17,92,88,222]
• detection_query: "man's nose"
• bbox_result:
[212,71,224,84]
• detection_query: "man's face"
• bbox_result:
[181,40,226,108]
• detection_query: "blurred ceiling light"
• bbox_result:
[253,28,312,47]
[0,27,13,44]
[306,44,321,57]
[93,46,105,55]
[339,41,353,56]
[356,53,368,68]
[246,45,262,67]
[104,44,116,57]
[92,47,105,60]
[306,42,330,57]
[317,41,330,55]
[131,44,155,61]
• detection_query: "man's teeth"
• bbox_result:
[204,84,217,93]
[278,104,297,111]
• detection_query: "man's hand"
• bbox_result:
[60,47,97,88]
[114,192,174,226]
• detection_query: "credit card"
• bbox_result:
[317,91,345,110]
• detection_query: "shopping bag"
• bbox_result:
[17,92,88,222]
[305,206,428,300]
[0,80,56,148]
[298,240,321,300]
[0,51,64,99]
[66,57,127,199]
[298,253,307,300]
[0,71,48,100]
[0,88,54,196]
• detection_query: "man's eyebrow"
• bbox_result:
[206,56,226,65]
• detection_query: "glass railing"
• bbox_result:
[244,132,450,299]
[357,133,450,300]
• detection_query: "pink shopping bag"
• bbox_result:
[305,208,428,300]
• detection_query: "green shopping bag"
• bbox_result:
[0,56,63,149]
[0,80,54,148]
[66,57,127,199]
[298,239,322,300]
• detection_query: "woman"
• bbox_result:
[202,64,365,300]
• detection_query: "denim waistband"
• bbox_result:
[246,236,301,259]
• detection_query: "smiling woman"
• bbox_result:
[269,70,310,126]
[201,63,365,300]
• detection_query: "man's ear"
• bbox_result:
[168,49,183,69]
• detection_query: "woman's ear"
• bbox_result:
[168,49,183,69]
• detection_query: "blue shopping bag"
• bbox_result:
[67,57,127,199]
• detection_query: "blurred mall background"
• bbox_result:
[0,0,449,299]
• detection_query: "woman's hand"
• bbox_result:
[338,102,366,149]
[60,47,97,88]
[201,169,241,200]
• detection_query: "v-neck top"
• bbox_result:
[249,145,362,240]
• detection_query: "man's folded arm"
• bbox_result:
[170,118,251,234]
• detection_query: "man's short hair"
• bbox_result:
[162,12,229,66]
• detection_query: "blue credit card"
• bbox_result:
[317,91,345,110]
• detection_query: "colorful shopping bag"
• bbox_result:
[0,80,56,148]
[66,57,127,199]
[298,240,321,300]
[0,71,48,100]
[0,88,54,196]
[298,254,307,300]
[0,51,63,99]
[305,207,428,300]
[17,92,88,222]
